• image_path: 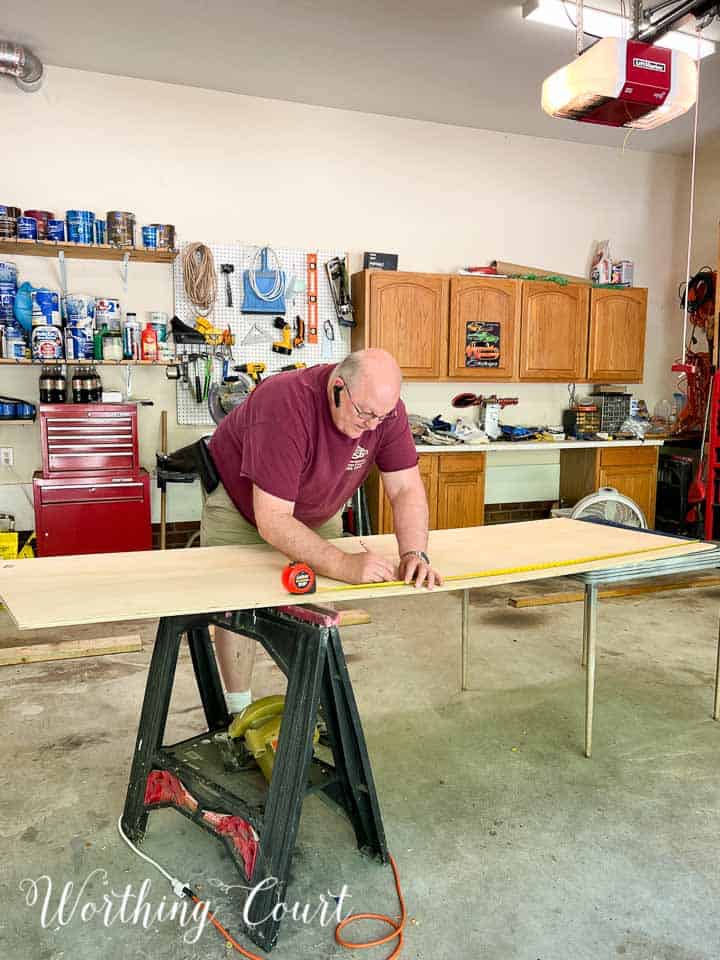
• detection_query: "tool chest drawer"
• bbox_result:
[33,470,152,557]
[35,477,147,505]
[40,403,139,477]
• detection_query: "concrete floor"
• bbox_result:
[1,578,720,960]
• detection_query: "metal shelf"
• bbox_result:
[0,359,169,366]
[0,239,176,263]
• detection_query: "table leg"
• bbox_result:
[460,589,470,692]
[581,586,590,668]
[584,583,598,759]
[713,616,720,721]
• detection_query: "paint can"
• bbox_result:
[66,210,95,245]
[24,210,54,240]
[94,220,106,245]
[0,216,16,239]
[142,225,158,249]
[95,298,122,333]
[0,206,21,219]
[148,223,176,250]
[17,216,38,240]
[106,211,136,247]
[33,289,61,326]
[62,293,95,325]
[65,327,94,361]
[46,219,66,242]
[0,262,17,323]
[0,291,14,323]
[0,261,18,285]
[32,324,64,361]
[2,322,27,359]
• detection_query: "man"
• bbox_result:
[202,347,442,714]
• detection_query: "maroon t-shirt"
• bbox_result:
[209,364,418,528]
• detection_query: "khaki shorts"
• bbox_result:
[200,481,344,547]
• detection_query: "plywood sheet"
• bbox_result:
[0,519,714,631]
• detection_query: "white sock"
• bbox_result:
[226,690,252,714]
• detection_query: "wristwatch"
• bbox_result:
[401,549,430,565]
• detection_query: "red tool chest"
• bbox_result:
[39,403,140,477]
[33,404,152,557]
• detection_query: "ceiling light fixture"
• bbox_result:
[522,0,716,59]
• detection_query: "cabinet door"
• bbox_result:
[598,446,658,527]
[588,288,647,382]
[380,454,438,533]
[371,454,438,535]
[436,453,485,529]
[448,278,520,380]
[365,466,392,535]
[418,454,439,530]
[598,465,657,528]
[368,273,449,379]
[519,282,590,381]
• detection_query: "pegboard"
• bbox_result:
[172,242,351,425]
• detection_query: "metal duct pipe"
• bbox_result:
[0,41,43,93]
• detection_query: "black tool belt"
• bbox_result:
[156,437,220,494]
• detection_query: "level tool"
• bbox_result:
[306,252,318,344]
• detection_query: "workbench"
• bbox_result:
[1,519,718,949]
[368,438,665,534]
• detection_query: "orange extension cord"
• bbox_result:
[188,854,407,959]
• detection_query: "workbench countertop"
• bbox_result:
[414,439,665,453]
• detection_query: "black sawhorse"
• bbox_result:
[121,603,387,951]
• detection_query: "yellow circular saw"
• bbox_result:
[228,695,320,782]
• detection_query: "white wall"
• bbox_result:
[693,134,720,270]
[0,66,691,525]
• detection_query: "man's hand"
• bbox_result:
[343,550,397,584]
[399,553,443,590]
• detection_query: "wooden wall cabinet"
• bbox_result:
[559,445,658,527]
[366,452,485,535]
[587,287,647,382]
[447,277,520,380]
[351,271,449,379]
[352,270,647,385]
[519,281,590,382]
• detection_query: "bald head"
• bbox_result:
[336,348,401,393]
[330,349,403,439]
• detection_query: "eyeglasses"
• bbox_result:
[342,380,397,423]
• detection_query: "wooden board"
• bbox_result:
[0,520,714,631]
[492,260,590,284]
[0,633,142,666]
[0,239,176,263]
[337,609,372,627]
[508,574,720,608]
